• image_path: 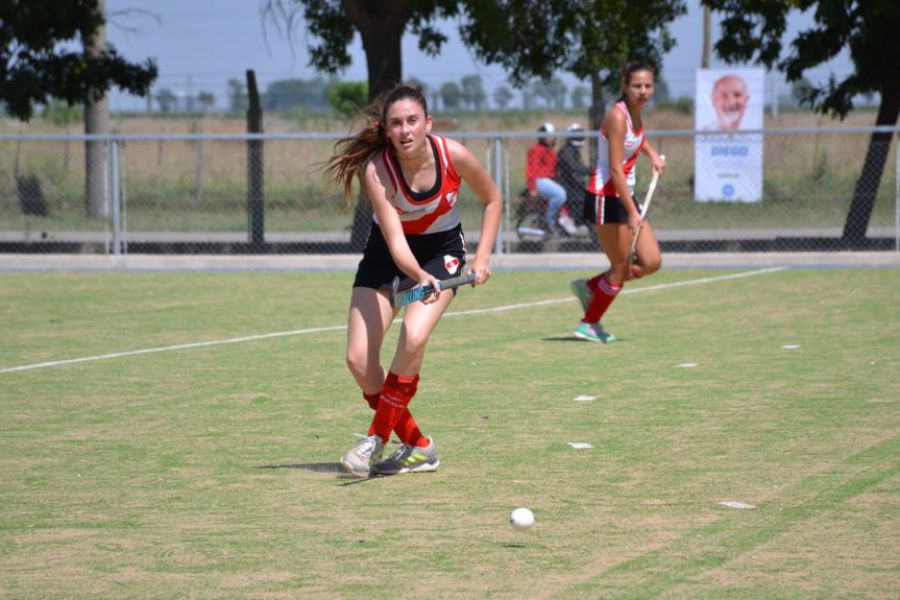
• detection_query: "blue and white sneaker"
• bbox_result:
[573,321,616,343]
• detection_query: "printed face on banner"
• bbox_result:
[694,69,765,203]
[696,69,764,132]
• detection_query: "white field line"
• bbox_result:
[1,267,785,375]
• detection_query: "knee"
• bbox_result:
[398,328,429,357]
[642,255,662,275]
[345,349,369,380]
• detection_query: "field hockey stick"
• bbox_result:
[389,272,477,308]
[630,154,664,262]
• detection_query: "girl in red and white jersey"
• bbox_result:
[325,84,501,477]
[571,61,667,343]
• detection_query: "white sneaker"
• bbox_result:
[558,215,578,236]
[339,434,385,478]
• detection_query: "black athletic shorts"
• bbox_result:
[582,190,645,225]
[353,222,468,291]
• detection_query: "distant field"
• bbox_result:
[1,268,898,598]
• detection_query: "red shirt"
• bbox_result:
[525,143,557,195]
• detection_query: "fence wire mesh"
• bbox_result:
[1,128,898,255]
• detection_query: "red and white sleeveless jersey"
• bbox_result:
[587,101,645,197]
[376,134,462,235]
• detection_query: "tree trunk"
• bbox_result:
[588,70,606,165]
[340,0,411,250]
[84,0,109,219]
[341,0,409,101]
[841,76,900,246]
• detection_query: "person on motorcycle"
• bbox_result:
[556,123,592,237]
[525,122,576,235]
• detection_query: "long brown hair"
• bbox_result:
[324,83,429,205]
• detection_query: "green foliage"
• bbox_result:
[226,79,248,113]
[459,0,686,91]
[493,86,514,110]
[264,77,330,112]
[460,74,487,110]
[440,81,462,111]
[325,81,367,119]
[0,0,157,120]
[42,100,82,125]
[155,89,176,113]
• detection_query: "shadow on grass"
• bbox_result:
[255,462,391,485]
[256,462,341,473]
[541,336,630,343]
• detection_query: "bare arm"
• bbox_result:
[641,139,667,176]
[448,139,501,285]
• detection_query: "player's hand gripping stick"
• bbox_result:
[389,272,477,308]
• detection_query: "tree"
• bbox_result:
[571,85,589,109]
[326,80,368,118]
[440,81,462,111]
[264,77,330,111]
[704,0,900,246]
[493,85,514,110]
[155,89,177,113]
[0,0,156,121]
[197,91,216,112]
[460,74,487,110]
[546,76,567,110]
[264,0,465,102]
[406,77,429,96]
[226,78,248,113]
[458,0,686,133]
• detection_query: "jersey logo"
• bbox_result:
[444,255,460,275]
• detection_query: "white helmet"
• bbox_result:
[566,123,585,146]
[537,122,556,134]
[537,122,556,144]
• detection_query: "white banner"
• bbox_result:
[694,69,764,202]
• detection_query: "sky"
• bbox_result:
[104,0,854,112]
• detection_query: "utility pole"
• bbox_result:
[701,5,712,69]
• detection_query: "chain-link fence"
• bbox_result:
[2,127,898,255]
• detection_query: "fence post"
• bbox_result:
[504,135,511,254]
[110,140,122,255]
[493,137,504,256]
[246,70,265,250]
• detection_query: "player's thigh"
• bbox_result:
[348,287,396,358]
[635,221,661,266]
[597,223,632,265]
[399,287,456,350]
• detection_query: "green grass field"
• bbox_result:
[1,268,898,598]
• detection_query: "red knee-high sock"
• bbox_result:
[583,274,622,323]
[365,383,425,447]
[363,391,380,410]
[369,372,418,444]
